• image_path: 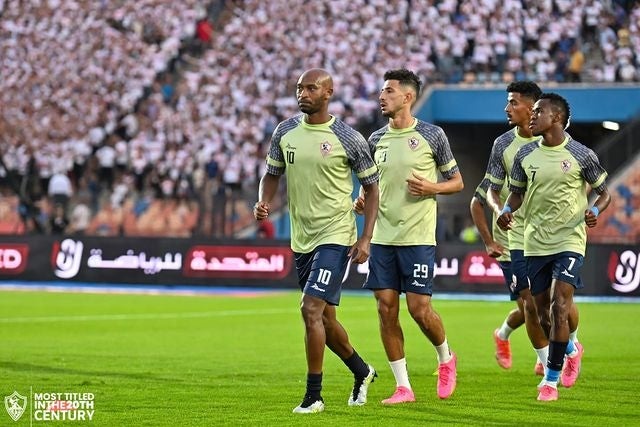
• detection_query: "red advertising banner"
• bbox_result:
[0,243,29,275]
[183,245,293,279]
[459,251,506,284]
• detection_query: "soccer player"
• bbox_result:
[481,83,584,377]
[497,93,611,401]
[472,81,548,374]
[355,69,462,403]
[254,68,380,414]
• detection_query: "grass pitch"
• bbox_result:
[0,289,638,426]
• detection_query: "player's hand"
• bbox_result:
[406,171,438,197]
[352,196,365,215]
[348,237,370,264]
[584,209,598,228]
[253,201,270,220]
[485,241,506,258]
[496,212,514,231]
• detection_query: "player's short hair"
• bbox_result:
[383,69,421,96]
[506,81,542,102]
[539,92,571,128]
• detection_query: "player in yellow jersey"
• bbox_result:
[355,69,463,402]
[480,83,584,378]
[254,69,379,414]
[497,93,611,401]
[472,82,548,374]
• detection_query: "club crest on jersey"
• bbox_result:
[561,159,571,173]
[408,137,419,151]
[320,141,332,157]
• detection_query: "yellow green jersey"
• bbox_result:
[509,136,608,256]
[486,128,541,250]
[265,115,379,253]
[368,119,458,246]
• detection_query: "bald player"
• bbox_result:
[254,68,380,414]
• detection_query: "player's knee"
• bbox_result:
[408,304,430,324]
[300,304,323,326]
[376,299,398,321]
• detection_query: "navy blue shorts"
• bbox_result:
[510,249,531,296]
[364,244,435,296]
[526,251,584,296]
[294,244,350,306]
[498,261,518,301]
[500,250,531,300]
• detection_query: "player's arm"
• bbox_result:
[350,182,378,264]
[354,134,378,215]
[406,169,463,196]
[486,187,503,217]
[496,192,523,231]
[254,124,286,220]
[496,151,527,231]
[353,187,365,215]
[408,127,463,196]
[254,173,280,220]
[584,185,611,228]
[581,148,612,228]
[470,195,505,258]
[346,129,379,263]
[485,142,508,215]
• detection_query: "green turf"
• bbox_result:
[0,290,638,426]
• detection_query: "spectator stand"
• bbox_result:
[1,0,639,238]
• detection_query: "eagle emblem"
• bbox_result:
[561,159,571,173]
[408,137,419,150]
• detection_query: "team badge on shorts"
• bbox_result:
[408,137,419,150]
[320,141,332,157]
[561,159,571,173]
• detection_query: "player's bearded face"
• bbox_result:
[379,81,403,118]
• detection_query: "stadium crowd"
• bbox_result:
[1,0,639,239]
